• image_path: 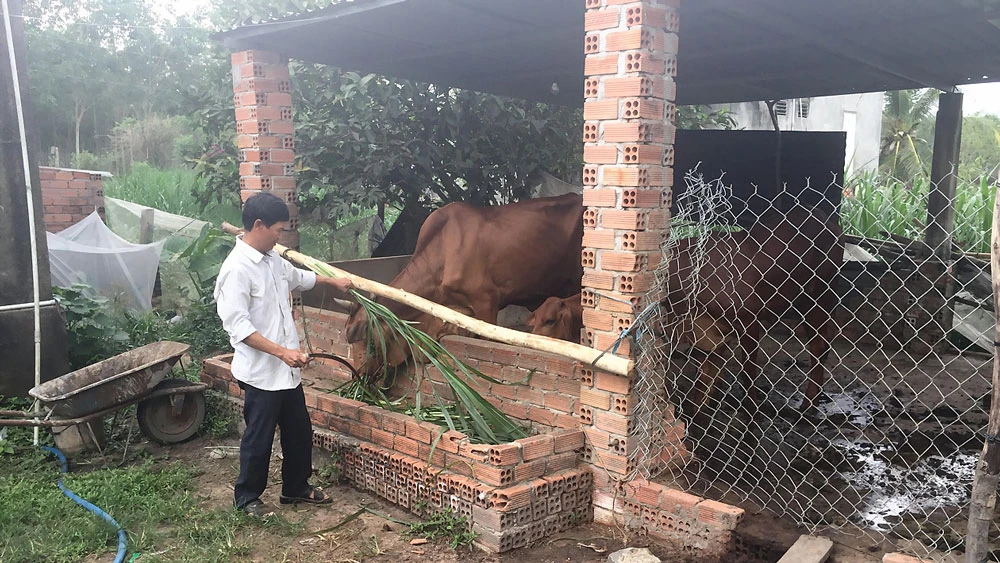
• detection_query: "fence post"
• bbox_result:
[925,93,963,352]
[139,208,154,244]
[964,183,1000,563]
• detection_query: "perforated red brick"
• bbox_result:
[605,28,664,52]
[490,483,532,510]
[381,412,409,435]
[543,392,575,414]
[582,308,615,332]
[584,100,619,121]
[514,459,548,483]
[552,430,586,453]
[585,8,619,30]
[602,122,645,144]
[516,435,554,461]
[583,146,618,165]
[623,51,667,74]
[602,251,649,272]
[527,407,557,427]
[580,387,613,410]
[585,53,619,76]
[605,76,659,98]
[593,450,636,475]
[488,444,522,466]
[460,443,491,463]
[603,166,667,188]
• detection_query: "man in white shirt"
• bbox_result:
[215,193,352,517]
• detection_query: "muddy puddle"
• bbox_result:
[831,440,977,531]
[782,387,979,533]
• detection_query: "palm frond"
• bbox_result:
[303,260,528,444]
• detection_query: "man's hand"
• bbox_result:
[275,347,309,368]
[320,275,353,294]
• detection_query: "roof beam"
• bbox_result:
[703,0,957,92]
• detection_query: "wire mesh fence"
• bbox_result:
[629,168,998,561]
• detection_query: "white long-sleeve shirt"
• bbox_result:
[214,238,316,390]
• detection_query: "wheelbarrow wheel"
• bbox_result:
[137,379,206,445]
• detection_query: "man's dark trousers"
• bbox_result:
[234,382,313,508]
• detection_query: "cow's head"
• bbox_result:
[344,299,458,378]
[526,295,581,342]
[345,300,408,377]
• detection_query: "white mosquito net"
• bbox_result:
[47,211,165,311]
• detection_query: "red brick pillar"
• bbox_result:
[231,50,298,248]
[580,0,685,518]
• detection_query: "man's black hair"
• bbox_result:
[242,192,289,230]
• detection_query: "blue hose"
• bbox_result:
[41,446,128,563]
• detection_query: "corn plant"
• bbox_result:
[841,172,997,253]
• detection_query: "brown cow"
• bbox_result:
[526,293,583,342]
[661,204,844,414]
[345,193,584,374]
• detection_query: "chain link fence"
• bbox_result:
[629,168,998,561]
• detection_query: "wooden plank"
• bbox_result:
[777,535,833,563]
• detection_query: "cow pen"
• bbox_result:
[629,173,997,561]
[209,1,1000,561]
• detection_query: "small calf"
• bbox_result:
[526,293,583,342]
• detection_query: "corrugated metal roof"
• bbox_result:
[217,0,1000,106]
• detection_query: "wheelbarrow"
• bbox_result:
[0,341,208,455]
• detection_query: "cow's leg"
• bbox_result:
[687,350,726,428]
[738,320,762,410]
[684,314,729,423]
[801,307,833,413]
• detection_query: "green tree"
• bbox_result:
[185,0,740,236]
[958,114,1000,181]
[880,88,939,181]
[23,0,207,163]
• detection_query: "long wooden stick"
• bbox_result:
[220,223,634,376]
[965,187,1000,563]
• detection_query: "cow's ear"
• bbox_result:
[525,312,536,327]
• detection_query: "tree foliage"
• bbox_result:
[23,0,211,163]
[958,114,1000,181]
[292,67,584,223]
[880,88,939,181]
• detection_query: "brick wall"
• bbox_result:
[297,306,584,432]
[201,355,592,553]
[205,300,743,555]
[232,50,299,249]
[39,167,106,232]
[580,0,687,487]
[594,475,744,558]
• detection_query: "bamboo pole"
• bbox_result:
[965,186,1000,563]
[220,222,634,376]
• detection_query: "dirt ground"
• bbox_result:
[650,332,991,563]
[85,437,711,563]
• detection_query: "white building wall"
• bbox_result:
[714,92,884,176]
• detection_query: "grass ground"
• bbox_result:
[0,432,692,563]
